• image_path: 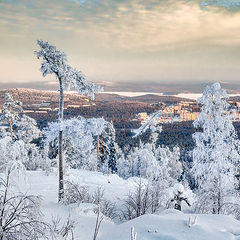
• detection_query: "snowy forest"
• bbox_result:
[1,41,240,240]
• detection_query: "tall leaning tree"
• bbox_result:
[35,40,102,202]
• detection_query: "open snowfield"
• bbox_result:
[9,169,240,240]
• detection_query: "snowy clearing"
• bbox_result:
[12,169,240,240]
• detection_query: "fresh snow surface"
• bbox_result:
[12,169,240,240]
[99,211,240,240]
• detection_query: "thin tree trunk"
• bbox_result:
[97,135,100,170]
[0,170,10,238]
[9,120,13,139]
[217,190,221,214]
[58,80,64,202]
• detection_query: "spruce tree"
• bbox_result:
[192,82,240,214]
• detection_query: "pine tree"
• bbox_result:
[105,121,117,173]
[192,82,240,214]
[36,40,102,201]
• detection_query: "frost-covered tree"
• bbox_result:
[36,40,102,201]
[154,146,182,184]
[124,141,160,179]
[0,93,23,139]
[130,111,182,183]
[44,117,108,171]
[97,136,109,172]
[98,121,118,174]
[0,137,28,170]
[192,82,240,214]
[0,94,41,143]
[15,115,41,143]
[0,95,46,171]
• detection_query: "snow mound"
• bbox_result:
[99,213,240,240]
[160,209,184,215]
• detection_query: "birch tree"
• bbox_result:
[35,40,102,201]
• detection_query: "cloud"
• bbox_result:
[0,0,240,85]
[1,0,240,52]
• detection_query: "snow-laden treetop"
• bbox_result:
[192,82,240,189]
[194,82,233,129]
[35,40,102,99]
[0,92,23,124]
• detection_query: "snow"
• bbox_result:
[99,211,240,240]
[10,169,240,240]
[175,93,240,100]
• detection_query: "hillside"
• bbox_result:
[0,88,193,106]
[95,93,192,103]
[0,88,191,130]
[16,169,240,240]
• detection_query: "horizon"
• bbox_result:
[1,86,240,101]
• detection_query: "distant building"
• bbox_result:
[39,107,52,111]
[24,110,35,113]
[180,111,200,121]
[137,112,148,121]
[68,105,81,108]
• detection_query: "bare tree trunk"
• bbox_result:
[93,205,103,240]
[217,190,221,214]
[97,135,100,170]
[0,170,10,238]
[58,80,64,202]
[9,120,13,139]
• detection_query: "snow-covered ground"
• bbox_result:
[12,169,240,240]
[99,210,240,240]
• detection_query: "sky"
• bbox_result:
[0,0,240,92]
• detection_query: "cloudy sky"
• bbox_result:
[0,0,240,92]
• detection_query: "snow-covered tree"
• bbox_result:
[44,117,108,171]
[123,141,160,179]
[192,82,240,214]
[36,40,102,201]
[98,121,118,174]
[0,93,41,143]
[130,111,182,182]
[0,92,23,139]
[0,137,25,169]
[0,94,47,171]
[15,115,41,143]
[97,136,109,173]
[154,146,182,184]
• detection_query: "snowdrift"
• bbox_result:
[15,170,240,240]
[100,210,240,240]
